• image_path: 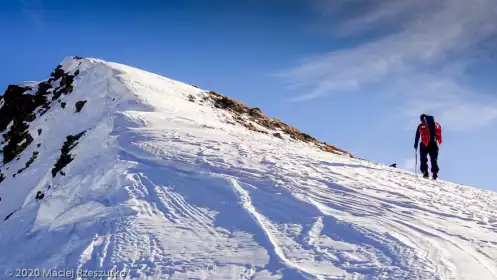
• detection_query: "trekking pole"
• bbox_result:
[414,148,418,178]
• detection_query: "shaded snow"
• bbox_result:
[0,57,496,279]
[17,80,42,95]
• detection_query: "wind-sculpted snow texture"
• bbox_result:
[0,57,496,280]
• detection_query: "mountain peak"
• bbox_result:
[0,57,496,279]
[0,56,350,165]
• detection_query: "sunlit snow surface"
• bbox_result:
[1,58,496,280]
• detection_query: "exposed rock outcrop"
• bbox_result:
[17,151,39,174]
[51,131,86,177]
[4,209,17,221]
[35,191,44,201]
[75,100,87,113]
[2,118,33,164]
[0,64,77,164]
[207,91,351,156]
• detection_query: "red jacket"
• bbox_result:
[416,121,442,147]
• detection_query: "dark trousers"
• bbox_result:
[420,141,439,173]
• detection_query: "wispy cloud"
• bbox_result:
[19,0,46,30]
[334,1,439,36]
[282,0,497,131]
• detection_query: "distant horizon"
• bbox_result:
[1,0,496,191]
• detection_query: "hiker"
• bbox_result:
[414,114,442,179]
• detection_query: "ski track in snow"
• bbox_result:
[0,57,497,279]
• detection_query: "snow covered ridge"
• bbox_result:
[0,56,497,279]
[205,91,350,156]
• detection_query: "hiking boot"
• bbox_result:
[423,171,429,178]
[432,172,438,180]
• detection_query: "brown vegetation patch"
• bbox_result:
[207,91,351,157]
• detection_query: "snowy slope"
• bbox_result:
[0,57,497,280]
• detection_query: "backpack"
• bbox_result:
[423,115,436,143]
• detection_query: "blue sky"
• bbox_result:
[1,0,497,191]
